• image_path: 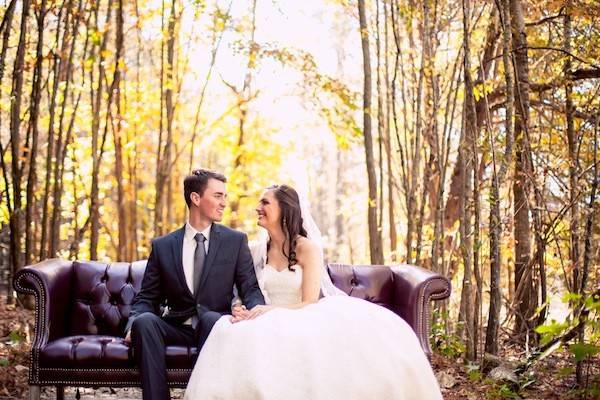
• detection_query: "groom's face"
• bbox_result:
[195,178,227,222]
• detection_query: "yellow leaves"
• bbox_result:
[545,0,565,12]
[100,49,113,59]
[90,29,102,46]
[472,82,493,102]
[335,133,352,150]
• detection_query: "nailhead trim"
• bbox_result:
[14,271,47,385]
[37,368,191,386]
[417,278,451,357]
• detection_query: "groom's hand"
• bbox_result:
[231,304,250,323]
[124,330,131,344]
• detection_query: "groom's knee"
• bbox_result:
[197,311,221,347]
[198,311,221,331]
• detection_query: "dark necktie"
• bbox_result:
[193,233,206,295]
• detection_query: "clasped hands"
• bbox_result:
[231,304,273,323]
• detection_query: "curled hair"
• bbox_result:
[266,184,307,271]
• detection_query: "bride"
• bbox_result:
[184,184,443,400]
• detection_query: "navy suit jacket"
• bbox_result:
[125,224,265,333]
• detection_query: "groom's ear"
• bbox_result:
[189,191,200,207]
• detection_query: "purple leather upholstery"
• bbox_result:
[14,258,450,392]
[69,261,144,336]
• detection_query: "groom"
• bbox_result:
[124,169,265,400]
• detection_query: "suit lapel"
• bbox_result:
[171,225,193,298]
[197,223,223,293]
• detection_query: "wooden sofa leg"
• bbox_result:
[56,385,65,400]
[29,385,41,400]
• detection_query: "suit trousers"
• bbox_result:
[131,311,222,400]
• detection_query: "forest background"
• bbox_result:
[0,0,599,398]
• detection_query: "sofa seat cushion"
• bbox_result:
[40,336,132,368]
[40,335,199,369]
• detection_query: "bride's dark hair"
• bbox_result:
[267,184,307,271]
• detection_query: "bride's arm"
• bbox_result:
[283,238,322,308]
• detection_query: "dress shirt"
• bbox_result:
[182,222,211,325]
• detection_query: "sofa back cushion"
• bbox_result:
[326,264,396,312]
[70,261,146,336]
[67,261,397,336]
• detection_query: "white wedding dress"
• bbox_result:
[184,264,443,400]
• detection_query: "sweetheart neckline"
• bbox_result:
[264,263,302,273]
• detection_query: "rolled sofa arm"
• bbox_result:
[13,259,74,351]
[390,264,451,357]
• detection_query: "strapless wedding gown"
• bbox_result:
[184,265,443,400]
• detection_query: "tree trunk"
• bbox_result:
[113,0,127,260]
[154,0,176,236]
[375,0,384,251]
[0,0,16,299]
[8,0,30,303]
[510,0,535,345]
[485,0,515,357]
[90,0,112,258]
[358,0,383,265]
[458,0,476,361]
[25,0,47,265]
[164,0,176,231]
[50,0,82,256]
[383,1,397,261]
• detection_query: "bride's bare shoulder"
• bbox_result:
[295,236,319,257]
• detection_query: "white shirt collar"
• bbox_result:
[185,222,212,242]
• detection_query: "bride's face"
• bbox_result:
[256,190,281,228]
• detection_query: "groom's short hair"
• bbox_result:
[184,169,227,207]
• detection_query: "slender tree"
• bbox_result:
[7,0,30,303]
[510,0,536,344]
[358,0,384,264]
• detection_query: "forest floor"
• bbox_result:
[1,295,598,400]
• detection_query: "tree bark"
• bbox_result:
[50,0,82,256]
[154,0,177,236]
[8,0,30,303]
[25,0,47,265]
[485,0,514,357]
[510,0,535,344]
[90,0,112,258]
[358,0,384,265]
[113,0,127,259]
[458,0,476,361]
[383,0,397,261]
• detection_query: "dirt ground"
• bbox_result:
[1,295,598,399]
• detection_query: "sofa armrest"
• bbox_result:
[13,259,74,350]
[390,264,451,357]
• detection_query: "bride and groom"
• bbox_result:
[125,168,443,400]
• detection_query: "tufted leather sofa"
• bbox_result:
[14,259,451,399]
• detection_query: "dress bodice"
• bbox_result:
[262,264,303,306]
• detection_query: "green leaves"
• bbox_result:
[8,330,24,345]
[535,320,568,347]
[568,343,600,362]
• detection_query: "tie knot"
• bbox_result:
[194,233,206,243]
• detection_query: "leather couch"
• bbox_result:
[13,259,451,399]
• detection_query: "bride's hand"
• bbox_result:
[247,305,274,319]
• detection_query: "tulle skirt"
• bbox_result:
[184,296,443,400]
